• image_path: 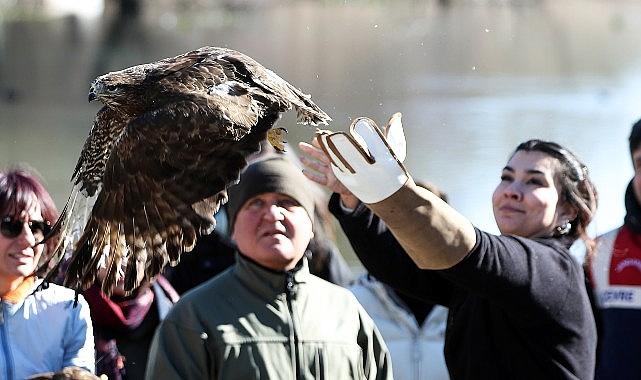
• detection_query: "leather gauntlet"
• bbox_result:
[317,113,475,269]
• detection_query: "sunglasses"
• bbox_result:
[1,217,52,239]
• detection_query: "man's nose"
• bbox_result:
[263,204,285,220]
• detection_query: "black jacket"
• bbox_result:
[329,193,596,380]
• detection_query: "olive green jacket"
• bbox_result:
[145,254,392,379]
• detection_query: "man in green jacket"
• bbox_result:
[145,155,392,380]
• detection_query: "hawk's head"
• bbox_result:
[88,64,152,110]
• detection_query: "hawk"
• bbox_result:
[42,46,330,295]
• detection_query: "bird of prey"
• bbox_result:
[42,46,330,295]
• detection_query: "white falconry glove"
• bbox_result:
[316,112,476,269]
[316,112,410,204]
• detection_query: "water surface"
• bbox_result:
[1,0,640,264]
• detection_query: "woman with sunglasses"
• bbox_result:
[0,168,95,380]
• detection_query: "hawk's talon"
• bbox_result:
[267,127,288,152]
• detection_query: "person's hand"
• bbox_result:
[314,112,410,204]
[26,366,107,380]
[299,138,360,208]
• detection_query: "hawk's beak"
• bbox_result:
[88,91,97,102]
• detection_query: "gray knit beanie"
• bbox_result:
[227,155,315,232]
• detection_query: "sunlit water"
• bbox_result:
[2,0,641,266]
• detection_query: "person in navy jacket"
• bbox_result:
[587,118,641,379]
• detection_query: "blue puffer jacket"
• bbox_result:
[0,278,95,380]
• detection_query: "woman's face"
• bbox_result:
[492,150,575,238]
[0,199,46,282]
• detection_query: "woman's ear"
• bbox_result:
[557,201,578,224]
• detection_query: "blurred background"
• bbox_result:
[1,0,640,267]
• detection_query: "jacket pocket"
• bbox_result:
[310,342,365,380]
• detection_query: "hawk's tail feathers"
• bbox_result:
[37,184,94,286]
[123,231,147,292]
[121,181,147,291]
[47,181,226,295]
[101,222,126,295]
[64,192,115,292]
[191,192,224,237]
[62,224,100,291]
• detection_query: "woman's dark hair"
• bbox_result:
[0,168,59,255]
[513,140,598,248]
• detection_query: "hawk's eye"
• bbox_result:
[106,85,117,91]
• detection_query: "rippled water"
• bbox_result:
[1,0,641,264]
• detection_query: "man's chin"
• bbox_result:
[263,246,295,259]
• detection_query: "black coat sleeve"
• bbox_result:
[441,229,583,323]
[328,193,453,306]
[330,193,584,323]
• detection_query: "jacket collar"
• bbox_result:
[234,252,311,299]
[2,275,36,304]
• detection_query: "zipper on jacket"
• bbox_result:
[413,334,421,380]
[285,272,302,380]
[0,302,14,380]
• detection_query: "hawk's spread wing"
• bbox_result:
[66,101,260,293]
[43,47,330,295]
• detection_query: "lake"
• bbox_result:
[1,0,640,265]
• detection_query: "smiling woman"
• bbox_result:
[0,175,55,289]
[496,140,598,246]
[0,168,95,380]
[300,120,600,379]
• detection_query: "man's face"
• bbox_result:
[231,192,313,271]
[633,146,641,204]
